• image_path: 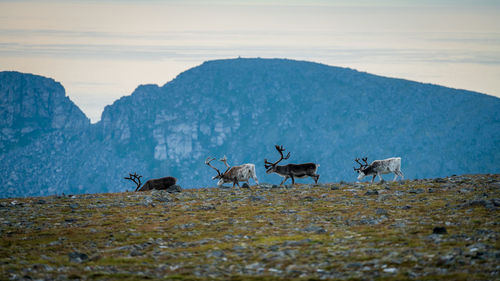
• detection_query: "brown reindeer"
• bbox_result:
[264,145,320,185]
[124,172,177,191]
[205,156,258,188]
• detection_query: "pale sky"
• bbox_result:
[1,0,499,122]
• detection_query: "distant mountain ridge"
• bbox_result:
[0,71,89,152]
[1,58,499,198]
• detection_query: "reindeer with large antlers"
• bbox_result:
[264,145,320,185]
[205,156,258,188]
[353,157,404,183]
[124,172,177,191]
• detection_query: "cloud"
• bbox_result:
[1,32,499,66]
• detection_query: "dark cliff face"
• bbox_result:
[0,71,90,152]
[1,58,499,198]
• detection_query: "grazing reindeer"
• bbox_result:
[124,172,177,191]
[353,157,404,183]
[264,145,320,185]
[205,156,259,188]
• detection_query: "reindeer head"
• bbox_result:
[353,157,369,180]
[124,172,143,192]
[205,156,231,186]
[264,145,290,173]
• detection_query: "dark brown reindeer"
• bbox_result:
[205,156,258,188]
[124,172,177,191]
[264,145,320,185]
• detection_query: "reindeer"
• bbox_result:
[205,156,259,188]
[353,157,404,183]
[264,145,320,185]
[124,172,177,191]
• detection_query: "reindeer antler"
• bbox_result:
[124,172,143,191]
[219,155,232,175]
[205,157,222,177]
[362,157,368,166]
[264,145,291,168]
[353,157,369,171]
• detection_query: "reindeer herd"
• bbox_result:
[125,144,404,191]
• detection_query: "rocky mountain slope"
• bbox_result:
[1,58,500,198]
[0,71,89,152]
[0,175,498,280]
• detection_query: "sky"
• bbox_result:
[1,0,499,122]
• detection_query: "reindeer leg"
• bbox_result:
[291,176,295,185]
[393,173,398,182]
[371,175,376,184]
[314,174,320,184]
[280,176,289,185]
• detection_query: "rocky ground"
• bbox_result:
[1,174,499,280]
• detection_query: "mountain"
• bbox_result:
[1,58,499,198]
[0,71,89,152]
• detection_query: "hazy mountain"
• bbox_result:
[0,71,89,152]
[1,58,499,198]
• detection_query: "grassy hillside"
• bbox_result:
[1,174,499,280]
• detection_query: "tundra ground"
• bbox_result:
[1,174,499,280]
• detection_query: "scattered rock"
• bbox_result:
[280,209,298,214]
[166,184,182,193]
[249,196,265,201]
[466,243,489,259]
[282,239,312,247]
[68,252,88,263]
[345,262,362,269]
[241,183,250,188]
[302,225,326,234]
[152,190,170,202]
[433,227,448,234]
[365,190,379,196]
[142,196,153,206]
[130,249,144,257]
[459,199,497,209]
[434,178,447,183]
[198,204,216,210]
[207,250,225,258]
[258,183,273,189]
[492,198,500,207]
[383,267,398,273]
[375,208,388,216]
[69,203,80,209]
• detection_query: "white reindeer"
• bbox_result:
[354,157,404,183]
[205,156,259,187]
